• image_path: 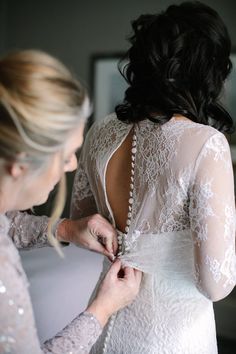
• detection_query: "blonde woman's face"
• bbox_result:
[16,122,85,210]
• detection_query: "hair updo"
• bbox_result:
[115,1,234,133]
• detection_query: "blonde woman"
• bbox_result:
[0,50,142,354]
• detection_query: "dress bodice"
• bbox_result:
[71,113,236,354]
[71,113,236,301]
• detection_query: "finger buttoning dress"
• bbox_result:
[71,113,236,354]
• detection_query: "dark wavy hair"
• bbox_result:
[115,1,234,133]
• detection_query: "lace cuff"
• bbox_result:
[74,311,103,352]
[6,211,70,249]
[42,311,102,354]
[54,218,70,247]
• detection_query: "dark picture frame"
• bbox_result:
[225,51,236,162]
[90,52,236,162]
[225,51,236,125]
[90,53,127,125]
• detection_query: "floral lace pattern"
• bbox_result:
[189,179,215,244]
[71,114,236,354]
[135,120,196,192]
[201,133,231,170]
[73,160,94,201]
[224,205,235,241]
[70,158,96,218]
[0,214,102,353]
[88,115,131,164]
[43,312,102,354]
[205,245,236,288]
[6,211,51,249]
[159,166,192,233]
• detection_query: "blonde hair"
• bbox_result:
[0,49,90,256]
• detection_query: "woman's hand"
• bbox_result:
[57,215,118,261]
[86,259,142,326]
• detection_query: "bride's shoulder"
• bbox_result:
[90,113,117,130]
[85,113,129,142]
[184,121,227,145]
[196,123,228,146]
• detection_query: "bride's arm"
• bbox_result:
[70,145,98,220]
[189,132,236,301]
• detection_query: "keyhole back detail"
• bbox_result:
[105,126,137,235]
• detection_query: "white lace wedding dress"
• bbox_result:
[71,113,236,354]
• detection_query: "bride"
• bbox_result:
[71,2,236,353]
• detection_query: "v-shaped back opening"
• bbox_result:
[105,126,135,233]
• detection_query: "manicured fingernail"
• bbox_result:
[110,254,115,261]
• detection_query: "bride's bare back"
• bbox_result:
[105,129,133,233]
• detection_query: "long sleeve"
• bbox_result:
[0,215,102,354]
[5,210,58,249]
[70,148,98,220]
[189,132,236,301]
[42,312,102,353]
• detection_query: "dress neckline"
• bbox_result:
[136,116,194,128]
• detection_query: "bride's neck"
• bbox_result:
[172,114,191,122]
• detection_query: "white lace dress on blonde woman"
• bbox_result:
[71,113,236,354]
[0,211,102,354]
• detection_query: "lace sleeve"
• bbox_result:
[5,211,70,250]
[0,229,42,354]
[70,148,97,219]
[42,312,102,354]
[0,253,102,354]
[5,211,63,249]
[0,218,102,354]
[189,132,236,301]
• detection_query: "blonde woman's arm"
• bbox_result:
[5,210,56,249]
[0,227,140,354]
[6,137,117,255]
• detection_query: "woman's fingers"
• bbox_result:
[123,266,134,279]
[87,214,117,255]
[107,259,122,278]
[133,268,143,282]
[100,224,118,255]
[123,266,143,284]
[108,260,142,284]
